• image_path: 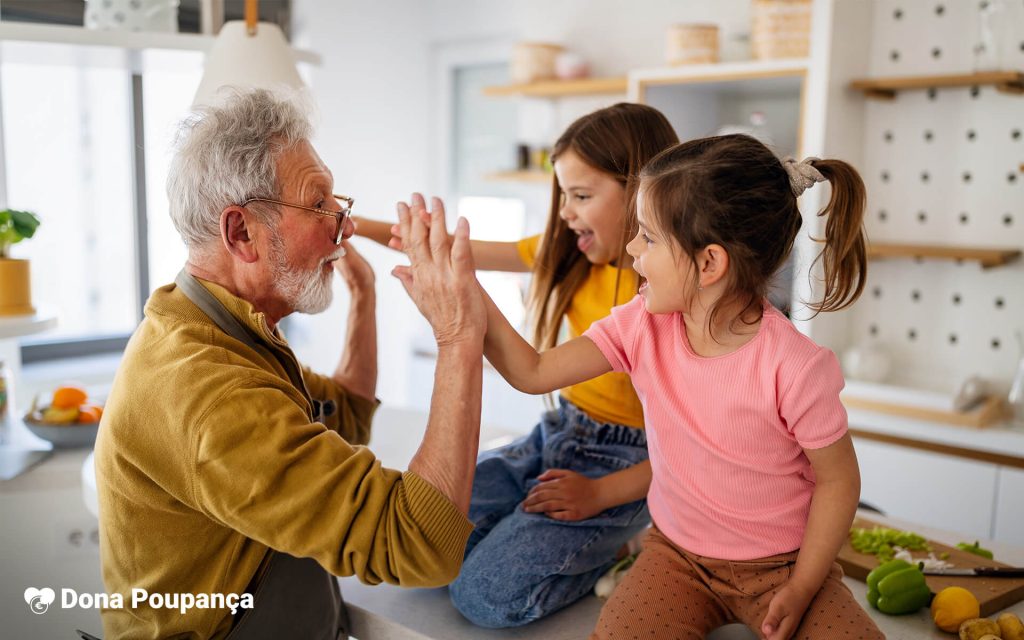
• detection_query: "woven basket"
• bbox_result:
[510,43,565,83]
[666,24,720,65]
[751,0,812,60]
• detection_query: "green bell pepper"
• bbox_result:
[865,559,931,615]
[956,540,994,559]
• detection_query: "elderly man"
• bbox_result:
[95,88,486,639]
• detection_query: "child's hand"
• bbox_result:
[760,581,816,640]
[522,469,607,521]
[385,205,430,252]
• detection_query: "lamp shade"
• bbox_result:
[193,21,305,107]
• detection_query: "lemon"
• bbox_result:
[931,586,980,632]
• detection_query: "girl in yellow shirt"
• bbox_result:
[355,103,678,627]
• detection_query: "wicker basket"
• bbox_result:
[751,0,812,60]
[510,43,565,83]
[666,24,720,66]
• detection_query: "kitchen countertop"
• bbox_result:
[9,405,1024,639]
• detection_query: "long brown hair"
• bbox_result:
[640,134,867,337]
[528,103,678,350]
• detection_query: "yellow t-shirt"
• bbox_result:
[516,235,644,429]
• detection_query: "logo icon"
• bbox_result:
[24,588,56,614]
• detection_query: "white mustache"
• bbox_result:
[324,247,346,264]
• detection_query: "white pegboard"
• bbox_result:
[837,0,1024,393]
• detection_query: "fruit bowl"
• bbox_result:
[23,411,100,448]
[21,384,103,449]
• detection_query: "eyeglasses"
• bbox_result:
[241,194,354,245]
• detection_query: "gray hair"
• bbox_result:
[167,87,314,253]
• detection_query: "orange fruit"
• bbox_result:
[77,404,103,423]
[52,385,88,409]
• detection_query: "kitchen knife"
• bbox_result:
[921,567,1024,577]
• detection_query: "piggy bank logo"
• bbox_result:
[24,587,56,614]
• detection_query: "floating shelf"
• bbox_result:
[0,21,321,64]
[483,170,553,184]
[483,76,627,98]
[850,71,1024,99]
[866,243,1022,269]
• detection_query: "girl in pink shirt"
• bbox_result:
[474,134,884,639]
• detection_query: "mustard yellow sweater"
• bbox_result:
[96,278,473,639]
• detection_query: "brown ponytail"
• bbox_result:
[807,159,867,315]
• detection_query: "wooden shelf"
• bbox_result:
[867,243,1022,269]
[483,170,553,184]
[850,71,1024,99]
[0,21,321,64]
[483,76,627,98]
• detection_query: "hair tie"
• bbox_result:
[783,156,825,197]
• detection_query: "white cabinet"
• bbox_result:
[854,436,1013,542]
[995,467,1024,546]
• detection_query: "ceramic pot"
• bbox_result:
[0,258,35,316]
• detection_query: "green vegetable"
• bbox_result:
[865,560,932,615]
[0,208,40,259]
[850,526,930,562]
[956,541,994,560]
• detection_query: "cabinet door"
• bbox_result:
[853,438,998,541]
[994,467,1024,546]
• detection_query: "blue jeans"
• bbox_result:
[449,398,650,628]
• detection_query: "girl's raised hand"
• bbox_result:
[522,469,608,521]
[388,194,434,252]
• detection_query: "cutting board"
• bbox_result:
[838,517,1024,617]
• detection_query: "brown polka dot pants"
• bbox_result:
[591,526,884,639]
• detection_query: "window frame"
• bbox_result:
[11,71,151,364]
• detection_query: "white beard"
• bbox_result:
[270,232,337,314]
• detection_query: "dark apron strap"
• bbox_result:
[225,552,348,640]
[175,269,348,640]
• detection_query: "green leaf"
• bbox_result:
[9,209,40,239]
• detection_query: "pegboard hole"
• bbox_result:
[884,130,893,142]
[927,88,938,100]
[924,130,934,142]
[952,293,962,305]
[959,212,969,224]
[872,286,882,299]
[995,297,1005,309]
[917,210,928,223]
[881,171,890,183]
[1013,129,1022,140]
[970,86,980,98]
[931,47,942,59]
[869,324,879,337]
[962,171,972,183]
[935,4,945,15]
[920,171,930,183]
[908,328,918,341]
[878,209,888,222]
[911,290,921,302]
[991,338,1001,350]
[893,8,903,19]
[1003,213,1014,226]
[1008,172,1018,184]
[948,334,958,345]
[966,129,976,141]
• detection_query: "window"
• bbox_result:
[1,39,202,361]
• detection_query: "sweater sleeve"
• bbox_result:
[778,348,848,450]
[583,294,645,374]
[300,365,379,446]
[190,376,473,587]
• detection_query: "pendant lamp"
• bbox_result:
[192,0,305,107]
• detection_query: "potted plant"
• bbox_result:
[0,208,41,316]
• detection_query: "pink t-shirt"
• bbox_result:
[584,296,848,560]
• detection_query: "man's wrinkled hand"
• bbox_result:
[332,240,375,295]
[391,193,486,348]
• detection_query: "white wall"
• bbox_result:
[288,0,758,412]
